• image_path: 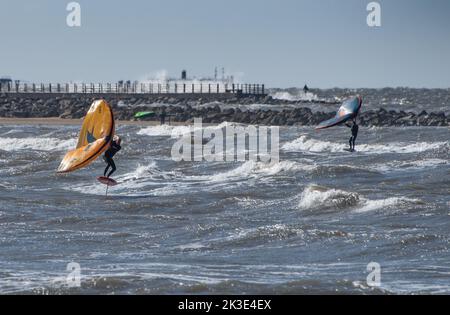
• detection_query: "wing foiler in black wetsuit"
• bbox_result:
[103,140,121,178]
[349,122,359,151]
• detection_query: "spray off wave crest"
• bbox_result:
[271,91,319,102]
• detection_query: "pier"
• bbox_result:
[0,82,266,98]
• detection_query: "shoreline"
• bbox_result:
[0,117,190,127]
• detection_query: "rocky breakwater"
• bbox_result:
[146,106,448,127]
[0,93,448,127]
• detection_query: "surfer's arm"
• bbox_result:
[111,142,121,151]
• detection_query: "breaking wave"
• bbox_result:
[298,185,421,213]
[137,125,191,137]
[282,135,448,154]
[356,197,422,213]
[137,122,240,139]
[0,137,76,152]
[298,185,360,210]
[67,160,311,197]
[373,158,449,173]
[188,160,307,183]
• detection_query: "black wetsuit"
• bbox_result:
[349,123,359,150]
[103,141,121,178]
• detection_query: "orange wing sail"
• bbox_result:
[57,100,115,173]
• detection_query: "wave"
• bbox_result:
[206,223,356,251]
[283,135,345,153]
[67,160,310,196]
[188,160,308,183]
[0,137,76,152]
[356,197,423,213]
[137,125,191,137]
[305,158,448,175]
[0,128,25,136]
[373,158,449,173]
[220,224,305,245]
[68,160,181,195]
[117,162,181,188]
[298,185,361,210]
[298,185,421,213]
[0,268,420,294]
[282,135,447,154]
[118,162,159,181]
[137,122,239,138]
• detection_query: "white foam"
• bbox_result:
[137,125,191,137]
[209,161,257,182]
[174,242,207,250]
[115,162,174,189]
[189,160,307,183]
[399,158,448,168]
[0,128,24,136]
[68,159,310,197]
[68,161,184,196]
[207,224,306,246]
[0,137,76,152]
[271,91,319,102]
[298,185,360,210]
[137,122,236,139]
[283,135,345,153]
[283,135,448,154]
[357,197,422,213]
[118,162,158,182]
[373,158,449,172]
[298,185,421,213]
[255,160,316,175]
[151,160,308,192]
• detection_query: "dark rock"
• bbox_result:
[0,94,447,127]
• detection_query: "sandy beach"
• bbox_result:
[0,117,189,127]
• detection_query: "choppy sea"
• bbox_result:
[0,121,449,294]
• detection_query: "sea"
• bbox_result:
[0,94,449,294]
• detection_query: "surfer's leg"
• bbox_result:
[349,136,353,150]
[103,156,111,176]
[352,135,357,150]
[107,159,116,178]
[104,165,110,177]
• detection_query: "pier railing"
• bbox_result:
[0,82,265,96]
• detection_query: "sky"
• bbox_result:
[0,0,449,88]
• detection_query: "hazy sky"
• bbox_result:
[1,0,449,88]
